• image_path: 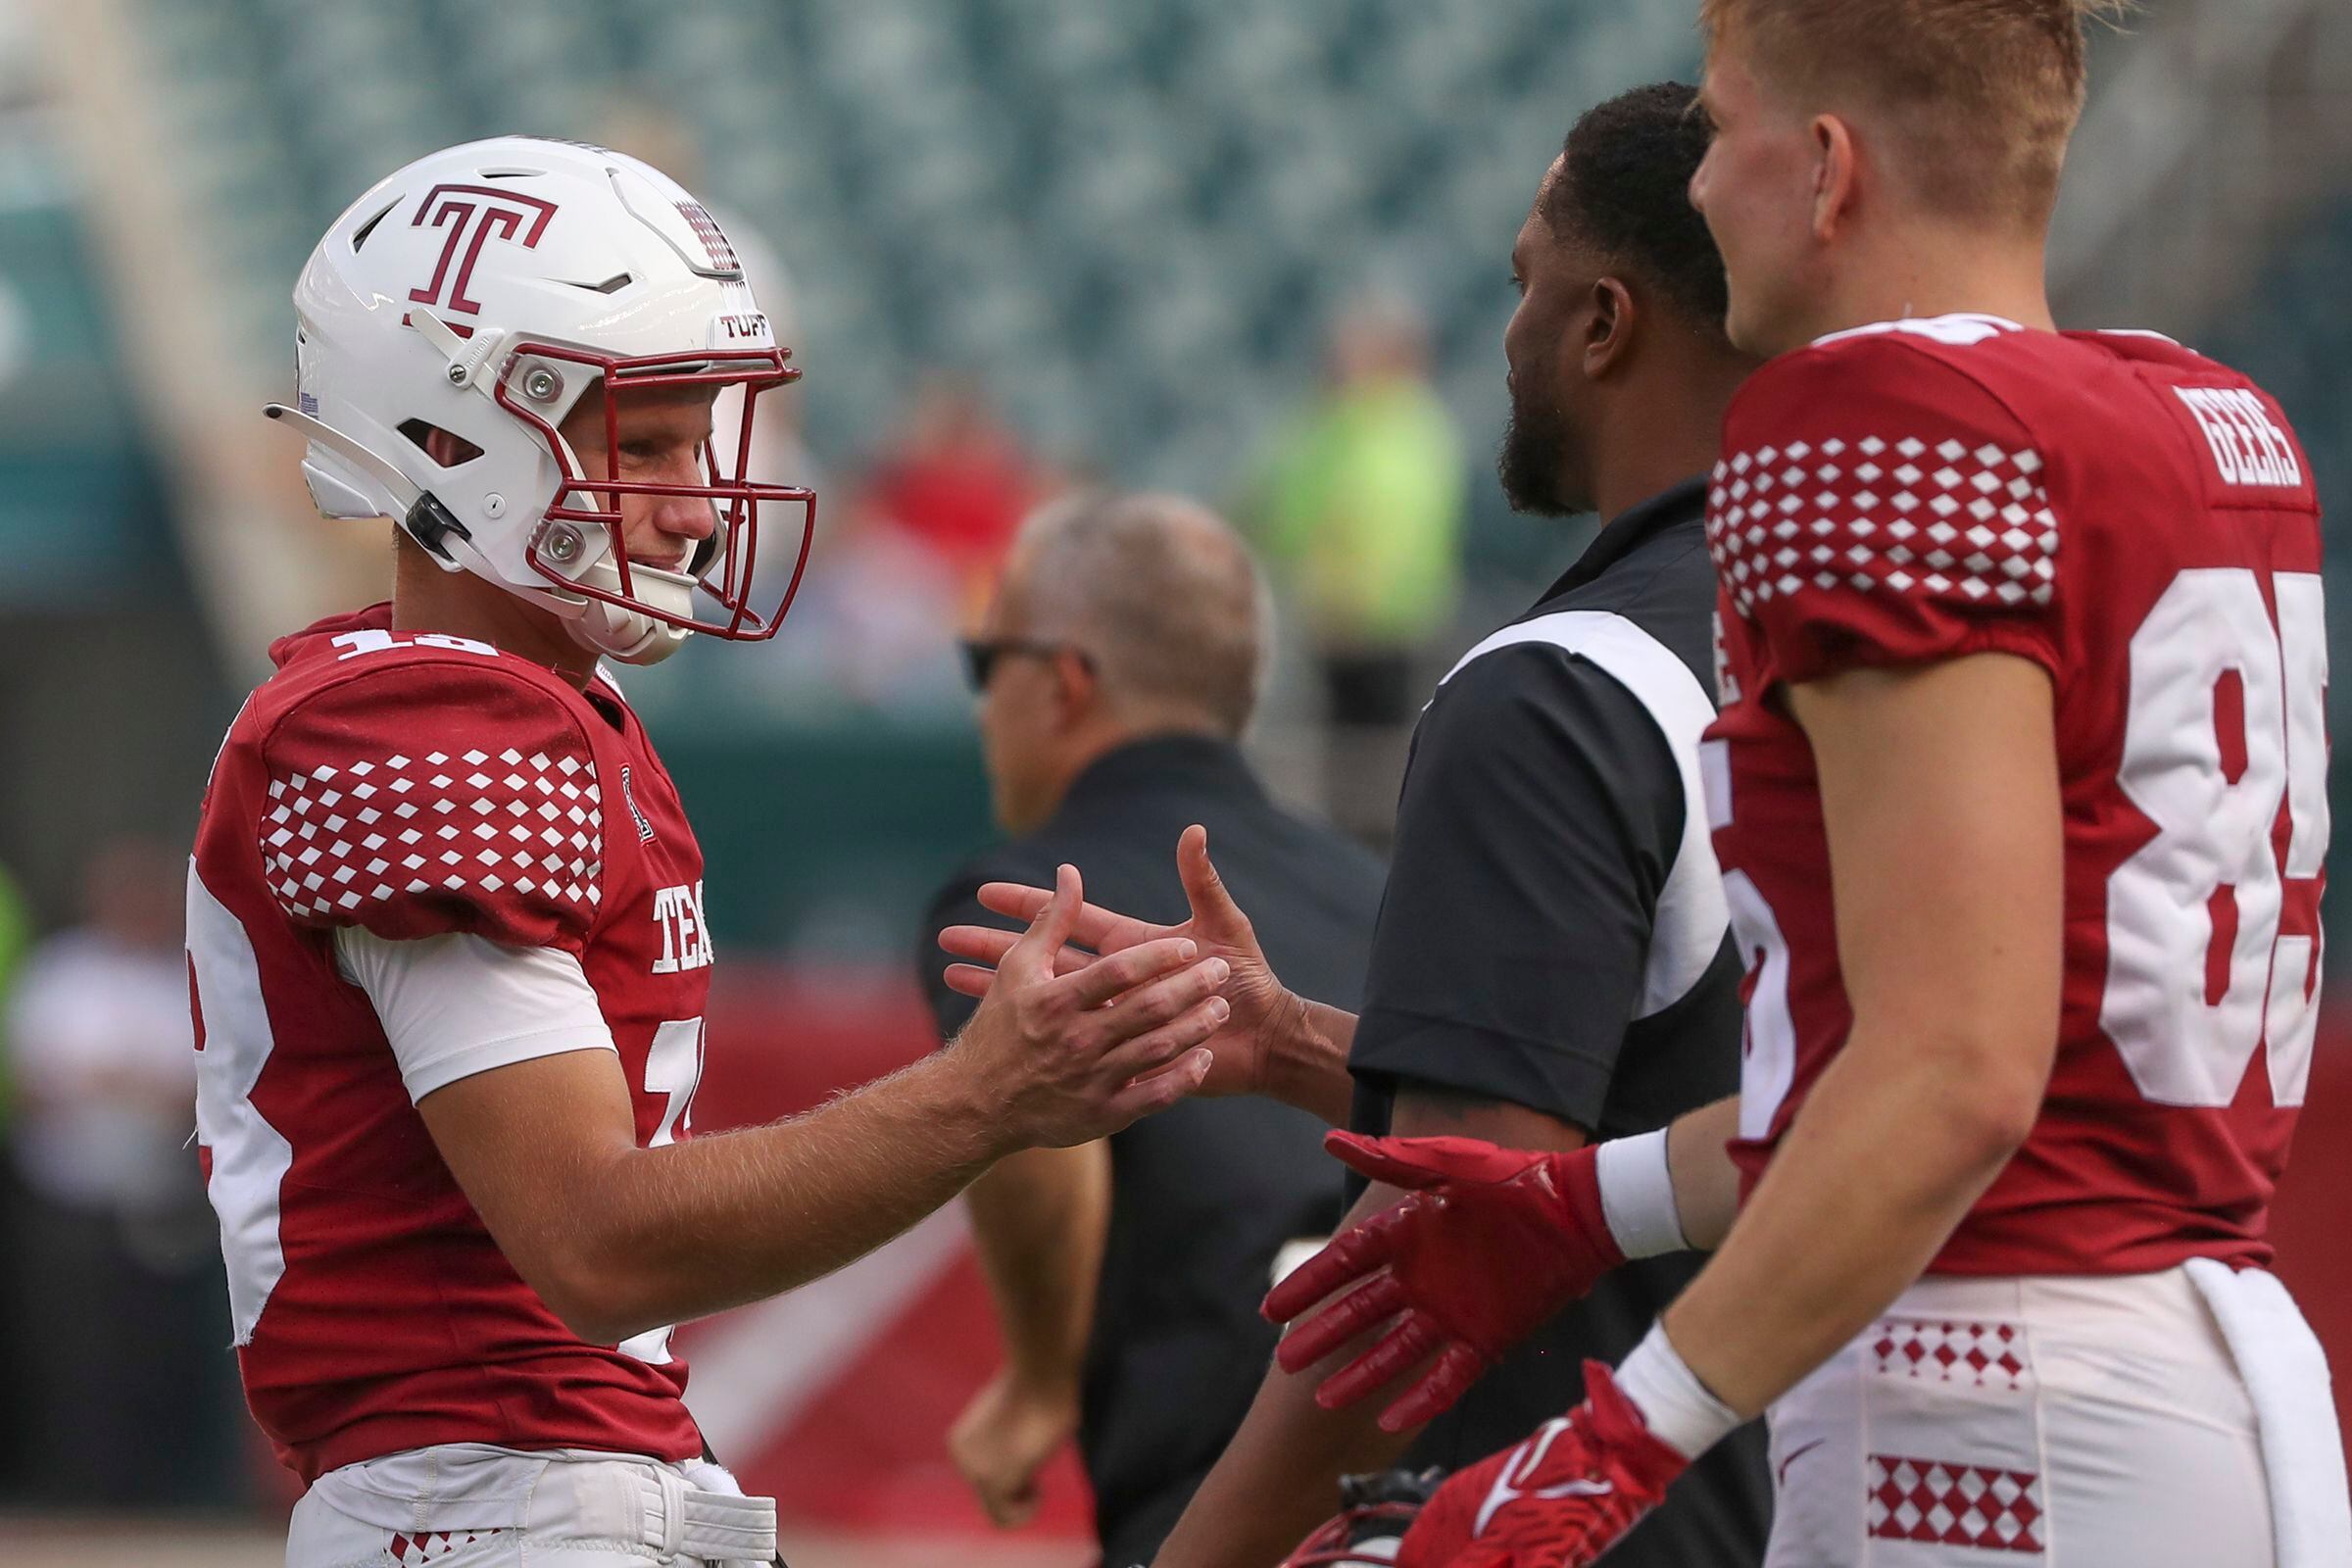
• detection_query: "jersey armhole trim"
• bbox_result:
[404,1031,619,1104]
[1771,617,2063,691]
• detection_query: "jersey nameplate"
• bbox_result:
[2174,387,2303,489]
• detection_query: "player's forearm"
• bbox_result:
[1152,1185,1416,1568]
[1662,1094,1743,1250]
[563,1052,1005,1342]
[1153,1359,1416,1568]
[1659,1026,2042,1417]
[1263,994,1357,1125]
[964,1141,1109,1392]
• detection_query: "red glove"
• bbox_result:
[1261,1133,1628,1431]
[1396,1362,1687,1568]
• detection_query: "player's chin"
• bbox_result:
[1721,265,1814,361]
[1720,290,1779,360]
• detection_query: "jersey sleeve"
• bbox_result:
[258,664,605,952]
[1707,334,2062,684]
[334,926,617,1102]
[1348,645,1686,1131]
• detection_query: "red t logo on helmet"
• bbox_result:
[409,184,560,318]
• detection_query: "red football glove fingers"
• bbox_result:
[1279,1269,1409,1373]
[1312,1323,1456,1420]
[1396,1362,1688,1568]
[1263,1133,1629,1431]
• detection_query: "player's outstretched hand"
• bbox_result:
[1262,1134,1629,1432]
[948,861,1224,1149]
[938,824,1298,1100]
[1396,1363,1686,1567]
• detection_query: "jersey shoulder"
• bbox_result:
[234,632,610,951]
[1731,315,2042,428]
[2060,330,2319,510]
[1711,318,2062,683]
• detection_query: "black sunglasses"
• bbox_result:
[958,637,1095,692]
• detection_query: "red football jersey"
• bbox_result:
[186,605,714,1480]
[1703,316,2325,1276]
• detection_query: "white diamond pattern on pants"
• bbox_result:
[1708,438,2056,616]
[261,745,602,920]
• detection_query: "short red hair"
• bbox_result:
[1700,0,2132,230]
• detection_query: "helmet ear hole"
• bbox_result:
[398,419,485,468]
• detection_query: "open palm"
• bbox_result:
[939,825,1296,1099]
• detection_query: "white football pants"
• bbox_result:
[284,1443,778,1568]
[1762,1264,2350,1566]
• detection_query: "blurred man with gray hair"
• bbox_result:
[918,492,1386,1566]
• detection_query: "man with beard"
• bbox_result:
[941,83,1769,1567]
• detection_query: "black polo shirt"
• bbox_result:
[1348,477,1771,1565]
[920,735,1385,1568]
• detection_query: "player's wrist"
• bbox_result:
[911,1048,1026,1165]
[1264,990,1352,1123]
[1591,1129,1690,1260]
[1608,1321,1740,1462]
[997,1365,1082,1410]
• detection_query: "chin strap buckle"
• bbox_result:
[407,307,507,390]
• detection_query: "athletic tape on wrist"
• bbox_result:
[1612,1321,1740,1460]
[1593,1129,1688,1259]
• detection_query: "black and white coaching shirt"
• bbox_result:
[1348,476,1770,1566]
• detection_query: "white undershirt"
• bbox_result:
[333,927,616,1102]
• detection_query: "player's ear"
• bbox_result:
[1810,113,1859,242]
[1053,646,1099,729]
[1583,276,1638,382]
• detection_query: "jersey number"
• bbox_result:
[2103,568,2326,1107]
[614,1017,706,1366]
[644,1016,705,1148]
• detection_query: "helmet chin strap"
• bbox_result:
[564,555,696,665]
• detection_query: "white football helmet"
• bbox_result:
[270,135,816,664]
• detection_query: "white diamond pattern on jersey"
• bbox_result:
[1706,436,2057,617]
[261,746,602,919]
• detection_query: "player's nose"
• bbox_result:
[650,451,718,546]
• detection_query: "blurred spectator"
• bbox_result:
[1250,296,1466,700]
[866,373,1050,618]
[1246,294,1465,839]
[2,839,239,1507]
[918,492,1385,1567]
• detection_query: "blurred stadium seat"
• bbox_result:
[118,0,1698,485]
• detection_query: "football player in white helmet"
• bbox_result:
[271,134,812,665]
[186,136,1227,1568]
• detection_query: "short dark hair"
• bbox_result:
[1539,82,1729,329]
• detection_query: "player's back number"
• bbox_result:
[2103,567,2326,1107]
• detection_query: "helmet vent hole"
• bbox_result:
[565,272,634,295]
[349,198,400,253]
[398,419,484,468]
